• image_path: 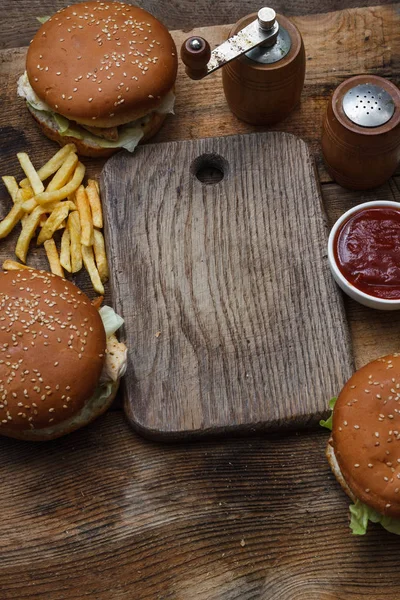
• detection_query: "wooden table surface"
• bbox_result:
[1,1,400,599]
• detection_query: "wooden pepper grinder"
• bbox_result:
[181,8,305,125]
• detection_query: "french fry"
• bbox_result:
[82,244,104,295]
[17,153,44,195]
[2,176,19,200]
[46,200,76,213]
[19,188,34,201]
[1,148,108,295]
[44,239,64,277]
[2,259,32,271]
[37,203,71,245]
[15,205,46,262]
[75,185,94,247]
[0,203,25,239]
[19,144,77,188]
[60,228,71,272]
[86,179,103,228]
[21,197,38,213]
[39,217,67,231]
[27,162,86,207]
[37,201,76,228]
[0,182,32,233]
[93,229,109,283]
[68,211,82,273]
[22,193,77,214]
[57,219,67,231]
[46,152,78,192]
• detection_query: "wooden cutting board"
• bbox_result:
[101,131,354,439]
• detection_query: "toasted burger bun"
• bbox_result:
[326,440,356,503]
[0,269,114,441]
[328,353,400,518]
[28,104,167,158]
[26,2,178,128]
[1,381,120,441]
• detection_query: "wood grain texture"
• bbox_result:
[0,0,397,48]
[101,132,354,439]
[1,412,400,600]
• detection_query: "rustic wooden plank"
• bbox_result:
[101,132,353,439]
[1,412,400,600]
[0,0,396,49]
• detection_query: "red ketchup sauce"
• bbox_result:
[334,207,400,300]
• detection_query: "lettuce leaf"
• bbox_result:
[18,72,176,154]
[99,306,124,338]
[56,117,145,150]
[26,105,145,152]
[349,500,379,534]
[380,516,400,535]
[53,113,70,134]
[349,499,400,535]
[319,397,337,430]
[36,16,50,24]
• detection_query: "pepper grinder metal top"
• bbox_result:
[181,8,280,79]
[181,7,306,125]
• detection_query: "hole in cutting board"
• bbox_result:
[191,153,228,184]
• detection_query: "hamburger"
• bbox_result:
[0,268,127,441]
[17,1,178,157]
[323,353,400,534]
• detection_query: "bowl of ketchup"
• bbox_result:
[328,201,400,310]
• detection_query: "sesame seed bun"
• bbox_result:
[328,353,400,518]
[0,269,113,441]
[26,1,178,129]
[27,103,168,158]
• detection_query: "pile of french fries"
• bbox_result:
[0,143,108,294]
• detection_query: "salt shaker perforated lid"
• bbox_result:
[322,75,400,190]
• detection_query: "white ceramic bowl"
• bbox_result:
[328,200,400,311]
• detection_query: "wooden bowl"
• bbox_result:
[222,13,305,126]
[321,75,400,190]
